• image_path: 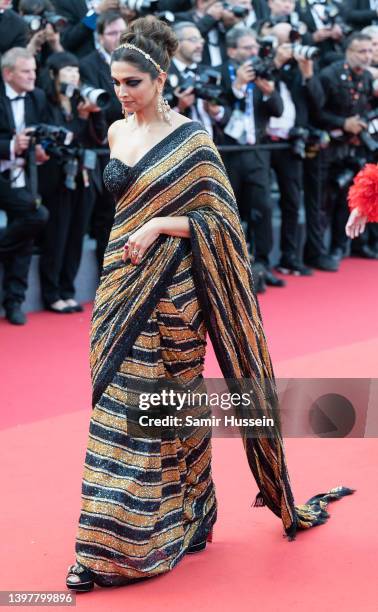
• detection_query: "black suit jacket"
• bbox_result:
[52,0,94,58]
[218,60,283,144]
[80,50,122,127]
[345,0,378,28]
[0,9,28,54]
[318,60,376,130]
[0,86,47,160]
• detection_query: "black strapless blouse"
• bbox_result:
[103,158,131,201]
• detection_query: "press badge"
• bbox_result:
[224,109,247,144]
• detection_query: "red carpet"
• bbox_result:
[1,257,377,611]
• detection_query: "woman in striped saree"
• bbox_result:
[66,16,354,592]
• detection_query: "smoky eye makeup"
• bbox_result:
[126,79,142,87]
[111,78,142,87]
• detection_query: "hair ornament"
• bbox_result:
[116,43,164,74]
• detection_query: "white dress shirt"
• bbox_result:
[267,81,296,140]
[0,83,27,188]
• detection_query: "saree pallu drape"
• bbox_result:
[82,121,353,580]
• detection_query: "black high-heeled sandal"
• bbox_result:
[187,527,213,554]
[66,562,95,592]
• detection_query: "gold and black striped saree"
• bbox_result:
[75,120,353,584]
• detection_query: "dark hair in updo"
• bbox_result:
[111,15,178,79]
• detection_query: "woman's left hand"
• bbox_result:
[122,219,161,265]
[345,207,368,239]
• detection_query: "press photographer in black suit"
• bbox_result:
[0,47,49,325]
[0,0,28,53]
[295,0,347,68]
[18,0,65,69]
[166,21,231,143]
[318,32,378,260]
[52,0,122,58]
[175,0,227,67]
[265,22,326,276]
[218,25,285,287]
[53,0,193,59]
[37,52,107,313]
[80,10,125,271]
[176,0,270,67]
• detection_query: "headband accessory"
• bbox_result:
[116,43,163,74]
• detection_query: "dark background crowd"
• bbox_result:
[1,0,378,325]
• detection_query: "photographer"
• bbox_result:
[257,0,305,34]
[167,21,231,142]
[80,10,125,125]
[80,10,126,270]
[295,0,349,68]
[19,0,64,68]
[53,0,192,59]
[175,0,228,66]
[52,0,123,58]
[318,32,378,260]
[218,25,285,287]
[37,52,107,313]
[0,0,28,53]
[0,47,49,325]
[267,22,326,275]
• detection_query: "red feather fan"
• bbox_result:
[348,163,378,222]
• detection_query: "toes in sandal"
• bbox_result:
[66,562,95,592]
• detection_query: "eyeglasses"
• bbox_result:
[238,44,259,51]
[180,37,205,44]
[104,30,125,37]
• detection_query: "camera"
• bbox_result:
[306,128,331,153]
[28,124,97,190]
[246,37,276,81]
[331,109,378,153]
[222,2,250,19]
[323,3,353,37]
[27,123,73,152]
[248,56,274,80]
[288,127,330,159]
[176,67,224,105]
[333,157,366,190]
[292,43,320,60]
[60,83,111,110]
[287,28,320,60]
[22,11,67,33]
[359,109,378,153]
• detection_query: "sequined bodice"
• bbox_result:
[103,158,131,200]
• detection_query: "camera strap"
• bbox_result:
[26,145,42,208]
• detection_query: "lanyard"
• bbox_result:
[228,63,254,117]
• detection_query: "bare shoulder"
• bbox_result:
[169,111,195,129]
[107,119,126,149]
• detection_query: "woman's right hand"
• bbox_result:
[345,208,368,239]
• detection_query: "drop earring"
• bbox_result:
[157,92,172,125]
[123,107,129,123]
